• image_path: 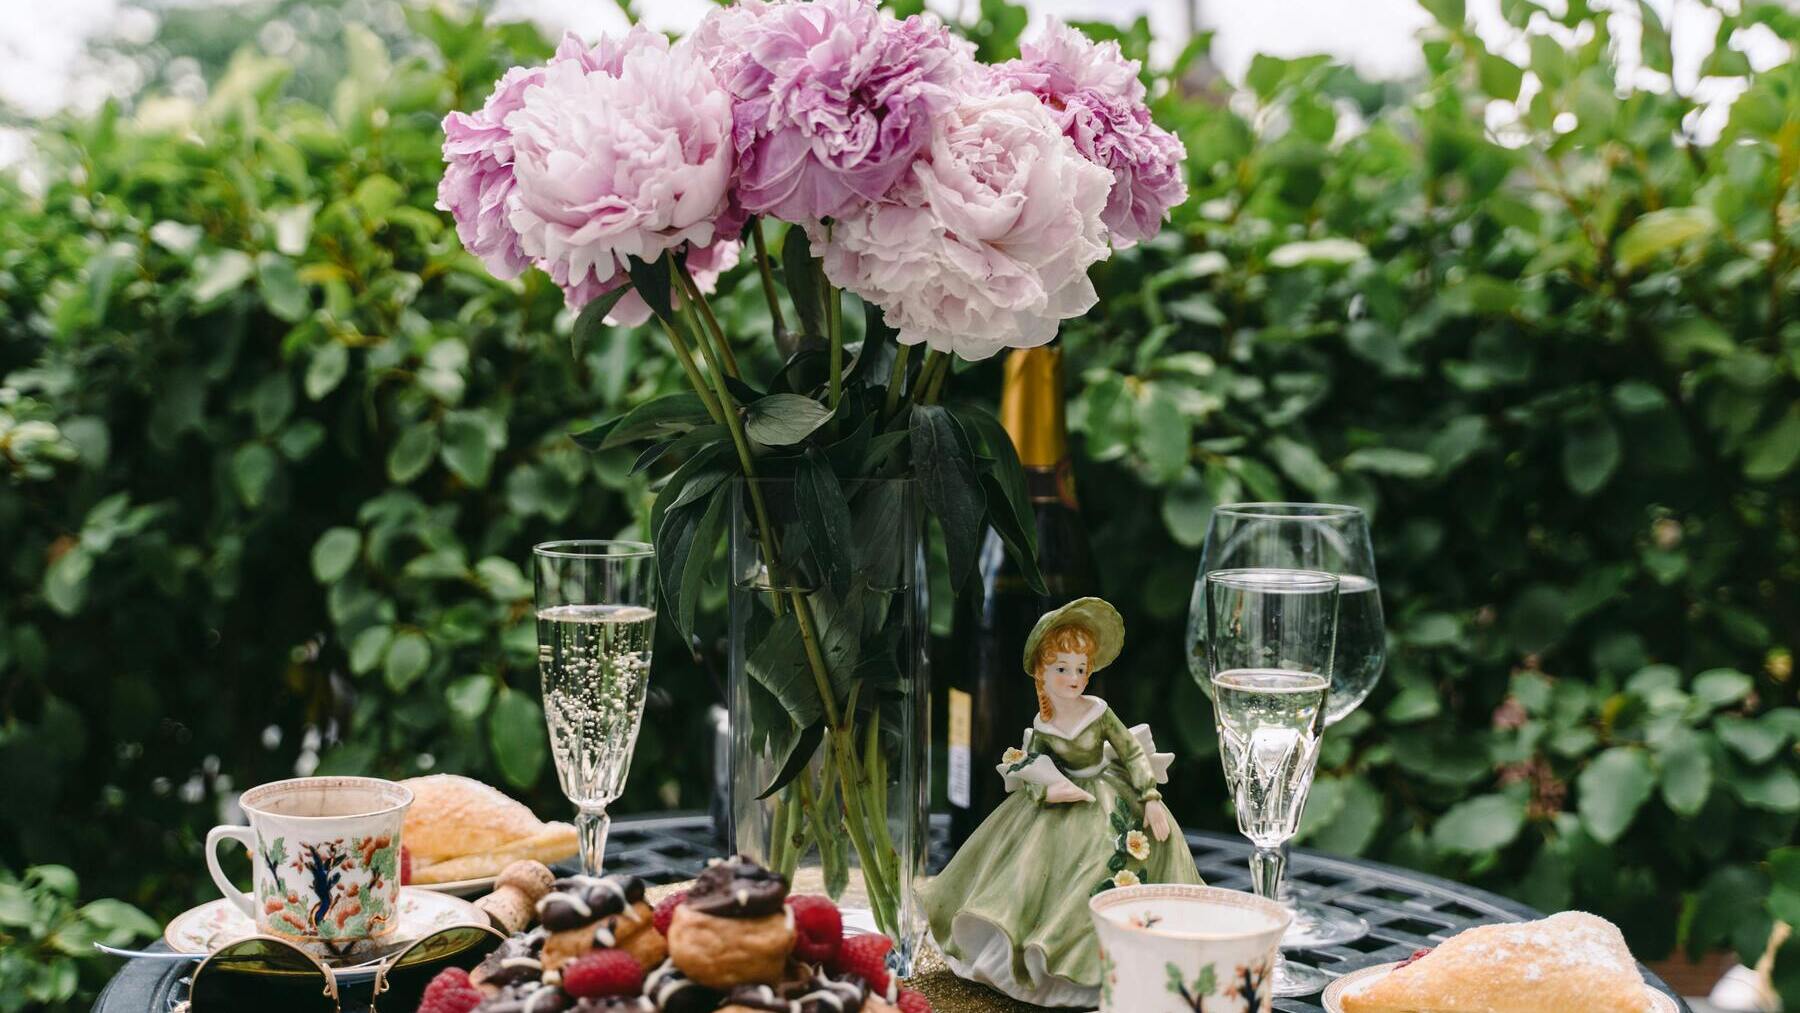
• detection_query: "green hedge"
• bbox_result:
[2,0,1798,1006]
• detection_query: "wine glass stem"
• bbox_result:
[1274,841,1296,902]
[577,807,611,877]
[1249,845,1287,904]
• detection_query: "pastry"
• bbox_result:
[477,981,572,1013]
[1340,911,1650,1013]
[570,1000,654,1013]
[480,861,559,934]
[542,903,663,972]
[401,774,578,884]
[643,960,723,1013]
[472,927,550,990]
[540,875,648,931]
[720,970,868,1012]
[667,856,795,990]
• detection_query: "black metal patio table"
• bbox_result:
[94,811,1690,1013]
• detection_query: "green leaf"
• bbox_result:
[255,252,309,322]
[1343,447,1437,478]
[1267,436,1337,494]
[1562,412,1620,495]
[1577,747,1655,844]
[1770,847,1800,926]
[796,451,855,596]
[624,254,676,325]
[744,394,833,447]
[1744,404,1800,480]
[569,286,632,357]
[348,625,393,676]
[757,721,824,799]
[912,404,987,589]
[746,615,825,730]
[1133,382,1189,481]
[387,424,437,484]
[781,225,825,339]
[489,687,547,789]
[1478,53,1525,100]
[675,487,729,637]
[231,443,279,508]
[384,631,431,691]
[190,249,255,307]
[1420,0,1465,27]
[1732,764,1800,812]
[441,410,498,486]
[305,341,349,400]
[1657,728,1712,816]
[43,547,93,618]
[310,527,362,583]
[592,393,714,450]
[475,557,531,602]
[1692,668,1754,709]
[1616,207,1716,271]
[1716,714,1786,764]
[1432,793,1526,854]
[446,676,494,723]
[952,405,1042,592]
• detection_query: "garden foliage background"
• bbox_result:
[2,0,1799,1006]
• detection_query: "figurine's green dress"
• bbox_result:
[922,697,1203,1007]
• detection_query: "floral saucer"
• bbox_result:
[1320,961,1679,1013]
[163,887,484,974]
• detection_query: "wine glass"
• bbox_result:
[1185,502,1383,947]
[533,540,657,876]
[1207,567,1339,998]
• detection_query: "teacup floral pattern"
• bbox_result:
[256,832,400,940]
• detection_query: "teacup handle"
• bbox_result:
[205,825,259,918]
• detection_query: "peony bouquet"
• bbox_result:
[439,0,1187,948]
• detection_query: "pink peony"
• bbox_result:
[693,0,974,224]
[503,28,738,317]
[995,18,1188,248]
[437,63,541,280]
[818,89,1112,360]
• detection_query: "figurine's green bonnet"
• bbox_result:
[1021,597,1125,676]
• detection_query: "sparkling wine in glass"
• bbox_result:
[533,540,656,876]
[1186,502,1383,946]
[1207,567,1338,998]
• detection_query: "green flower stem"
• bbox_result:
[883,343,913,418]
[749,218,788,337]
[825,274,843,411]
[913,349,948,409]
[768,783,792,873]
[674,260,740,379]
[656,318,724,425]
[922,350,951,404]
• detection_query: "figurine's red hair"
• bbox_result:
[1031,625,1097,721]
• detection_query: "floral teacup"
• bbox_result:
[1089,884,1291,1013]
[205,776,412,957]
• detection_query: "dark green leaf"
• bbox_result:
[624,253,675,324]
[796,451,855,596]
[781,226,825,339]
[1577,747,1655,844]
[595,392,714,450]
[757,721,824,799]
[570,286,632,358]
[745,393,833,446]
[746,614,824,729]
[489,687,547,789]
[911,404,986,590]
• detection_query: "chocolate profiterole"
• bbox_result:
[644,959,722,1013]
[471,928,548,990]
[570,999,654,1013]
[723,971,868,1013]
[537,874,648,931]
[685,856,788,918]
[476,981,571,1013]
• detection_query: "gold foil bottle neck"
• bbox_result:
[999,347,1068,468]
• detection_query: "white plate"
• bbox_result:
[163,887,485,980]
[1321,960,1679,1013]
[413,876,497,898]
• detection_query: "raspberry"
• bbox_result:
[1396,947,1432,969]
[400,846,412,887]
[896,989,932,1013]
[786,894,843,964]
[562,950,645,999]
[652,890,687,937]
[830,933,892,994]
[416,967,482,1013]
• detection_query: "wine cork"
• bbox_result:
[476,860,555,934]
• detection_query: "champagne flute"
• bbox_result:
[533,540,656,876]
[1186,502,1382,946]
[1207,567,1338,998]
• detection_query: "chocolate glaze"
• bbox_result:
[643,959,722,1013]
[537,874,647,932]
[477,981,571,1013]
[684,855,788,918]
[475,933,550,987]
[723,971,866,1013]
[569,998,654,1013]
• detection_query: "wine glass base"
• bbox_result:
[1281,898,1371,948]
[1270,957,1335,997]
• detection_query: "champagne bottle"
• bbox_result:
[946,347,1099,847]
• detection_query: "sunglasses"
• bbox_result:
[174,923,506,1013]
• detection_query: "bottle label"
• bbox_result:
[947,688,972,809]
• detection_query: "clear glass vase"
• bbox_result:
[726,478,929,974]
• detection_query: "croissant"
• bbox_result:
[399,774,578,884]
[1340,911,1652,1013]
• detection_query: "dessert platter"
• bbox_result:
[408,853,932,1013]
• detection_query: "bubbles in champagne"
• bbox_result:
[537,604,655,809]
[1212,668,1328,848]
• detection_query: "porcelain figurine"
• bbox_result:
[922,597,1204,1007]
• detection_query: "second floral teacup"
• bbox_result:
[1089,884,1291,1013]
[205,776,412,958]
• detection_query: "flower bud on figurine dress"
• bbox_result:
[922,598,1205,1007]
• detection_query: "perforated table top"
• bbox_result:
[95,812,1688,1013]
